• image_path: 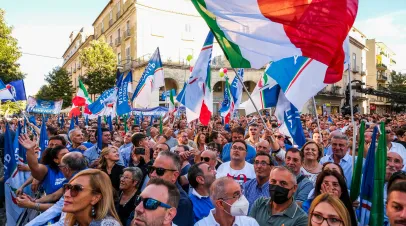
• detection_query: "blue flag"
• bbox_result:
[75,116,79,126]
[5,80,27,101]
[328,116,333,123]
[85,115,89,126]
[359,126,378,225]
[88,88,117,116]
[107,116,113,132]
[39,116,49,158]
[230,69,244,111]
[97,116,102,152]
[116,69,124,87]
[4,124,14,182]
[117,71,133,116]
[135,114,140,125]
[69,117,75,131]
[0,79,14,100]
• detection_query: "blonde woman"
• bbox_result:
[98,146,124,192]
[300,141,323,183]
[308,193,351,226]
[63,169,121,226]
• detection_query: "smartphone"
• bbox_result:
[134,147,145,155]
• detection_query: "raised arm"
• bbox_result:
[18,134,48,181]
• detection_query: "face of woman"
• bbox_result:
[322,176,342,198]
[62,176,100,214]
[119,171,136,191]
[107,149,120,161]
[304,143,319,161]
[199,135,206,144]
[54,149,69,165]
[311,201,343,226]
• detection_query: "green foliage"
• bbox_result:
[79,40,117,94]
[0,9,24,83]
[35,67,75,108]
[388,71,406,93]
[0,100,26,116]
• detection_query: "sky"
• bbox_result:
[2,0,406,97]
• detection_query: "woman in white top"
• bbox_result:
[300,141,323,184]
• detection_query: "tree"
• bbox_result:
[0,9,24,83]
[388,71,406,93]
[35,67,75,108]
[79,40,117,94]
[0,100,26,116]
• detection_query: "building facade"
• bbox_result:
[365,39,396,114]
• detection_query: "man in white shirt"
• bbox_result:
[216,140,255,185]
[195,177,259,226]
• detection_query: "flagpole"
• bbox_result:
[348,63,357,170]
[312,97,321,132]
[231,68,269,130]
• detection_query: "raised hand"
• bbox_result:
[18,134,37,150]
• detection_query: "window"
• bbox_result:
[101,21,104,33]
[352,53,356,68]
[126,46,131,60]
[109,11,113,20]
[110,35,113,44]
[126,21,130,31]
[117,2,121,14]
[117,52,121,64]
[118,28,121,39]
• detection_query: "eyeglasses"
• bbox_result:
[135,196,172,210]
[120,175,133,181]
[311,213,343,226]
[218,192,242,201]
[147,166,177,176]
[201,157,211,162]
[58,164,68,170]
[63,184,98,198]
[254,161,271,167]
[231,145,246,152]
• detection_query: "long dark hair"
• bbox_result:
[314,170,357,226]
[41,145,66,171]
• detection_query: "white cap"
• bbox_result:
[389,143,406,164]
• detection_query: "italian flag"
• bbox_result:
[191,0,358,83]
[71,79,92,117]
[168,89,176,114]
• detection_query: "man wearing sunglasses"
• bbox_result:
[148,151,194,226]
[200,150,219,170]
[133,178,179,226]
[195,177,259,226]
[188,162,216,223]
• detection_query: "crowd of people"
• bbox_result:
[1,112,406,225]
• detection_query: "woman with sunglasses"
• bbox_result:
[308,193,351,226]
[302,170,357,225]
[98,146,124,193]
[63,169,121,226]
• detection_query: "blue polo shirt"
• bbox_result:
[189,189,213,223]
[221,142,256,164]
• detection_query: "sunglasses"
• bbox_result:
[135,196,172,210]
[147,166,177,176]
[201,157,211,162]
[63,184,97,197]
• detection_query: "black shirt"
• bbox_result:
[102,164,124,192]
[116,190,139,225]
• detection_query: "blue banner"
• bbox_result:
[88,88,117,116]
[131,106,168,117]
[117,71,133,116]
[26,96,63,114]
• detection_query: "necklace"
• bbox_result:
[303,162,320,173]
[120,190,137,206]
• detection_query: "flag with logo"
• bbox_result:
[219,77,233,124]
[177,32,213,125]
[242,70,280,115]
[230,69,244,113]
[88,87,118,118]
[0,79,14,100]
[4,123,30,226]
[191,0,357,84]
[117,71,133,115]
[39,116,49,158]
[5,80,27,101]
[132,47,164,107]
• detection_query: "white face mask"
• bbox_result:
[223,195,249,216]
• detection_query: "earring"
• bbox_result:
[91,205,95,217]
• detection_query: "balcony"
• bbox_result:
[73,68,76,73]
[115,37,122,46]
[352,65,360,74]
[376,63,387,71]
[124,29,131,39]
[109,19,113,27]
[317,85,343,97]
[77,64,81,69]
[377,75,388,82]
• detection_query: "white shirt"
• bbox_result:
[195,209,259,226]
[216,161,256,186]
